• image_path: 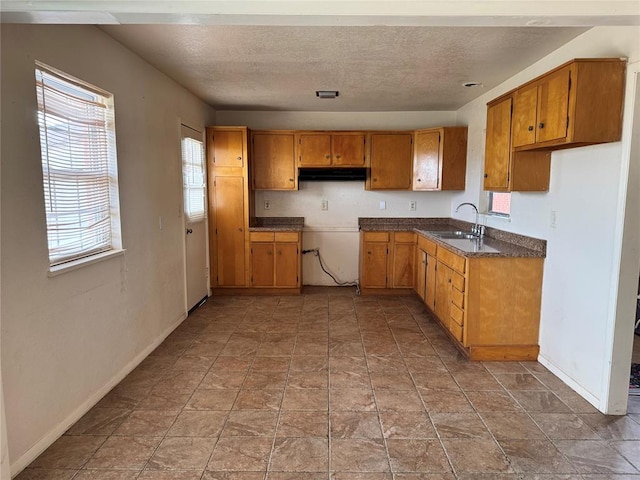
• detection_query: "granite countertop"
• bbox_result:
[249,217,304,232]
[359,217,546,258]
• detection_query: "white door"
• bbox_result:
[181,125,209,311]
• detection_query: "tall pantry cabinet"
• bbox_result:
[207,127,253,289]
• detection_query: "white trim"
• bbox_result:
[47,249,125,277]
[538,353,601,410]
[9,311,188,477]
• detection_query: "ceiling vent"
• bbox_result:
[316,90,339,99]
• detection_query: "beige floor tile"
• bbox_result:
[147,437,217,470]
[480,412,547,440]
[113,410,178,436]
[330,411,383,438]
[441,439,512,474]
[233,389,283,410]
[30,436,107,469]
[430,413,491,439]
[379,411,436,439]
[65,408,130,435]
[186,388,239,410]
[269,437,328,472]
[277,411,328,437]
[167,410,227,437]
[282,387,328,410]
[386,439,451,473]
[222,410,278,436]
[85,436,161,469]
[207,437,273,471]
[330,388,376,411]
[330,438,389,472]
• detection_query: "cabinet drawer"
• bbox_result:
[450,303,464,325]
[250,232,275,242]
[417,235,437,256]
[437,247,466,273]
[363,231,389,242]
[451,272,465,292]
[449,318,464,342]
[394,232,416,243]
[275,232,299,242]
[451,288,464,309]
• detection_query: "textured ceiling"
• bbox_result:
[101,24,588,111]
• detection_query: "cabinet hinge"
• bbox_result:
[215,228,217,234]
[250,248,253,254]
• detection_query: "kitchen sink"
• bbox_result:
[427,230,478,240]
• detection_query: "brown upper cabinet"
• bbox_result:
[484,96,551,192]
[208,128,245,168]
[511,58,625,151]
[483,58,625,191]
[367,132,414,190]
[413,127,468,191]
[297,131,366,167]
[251,131,297,190]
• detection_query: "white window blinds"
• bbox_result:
[181,127,206,223]
[35,63,121,267]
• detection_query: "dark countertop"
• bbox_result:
[359,217,546,258]
[249,217,304,232]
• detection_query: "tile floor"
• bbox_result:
[18,288,640,480]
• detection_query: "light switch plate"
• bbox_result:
[264,200,271,210]
[409,200,417,211]
[379,200,386,210]
[321,199,328,211]
[550,210,557,228]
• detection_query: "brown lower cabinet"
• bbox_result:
[359,231,416,292]
[250,231,302,290]
[427,236,543,361]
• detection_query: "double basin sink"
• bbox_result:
[427,230,479,240]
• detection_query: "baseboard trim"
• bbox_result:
[537,353,602,412]
[10,311,188,478]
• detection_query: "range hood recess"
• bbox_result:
[298,167,367,182]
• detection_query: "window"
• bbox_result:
[35,62,121,268]
[181,126,206,222]
[488,191,511,217]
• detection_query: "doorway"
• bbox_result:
[181,124,209,311]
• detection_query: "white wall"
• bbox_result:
[0,24,216,474]
[453,26,640,412]
[217,111,459,285]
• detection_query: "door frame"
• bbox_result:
[179,119,210,313]
[604,67,640,413]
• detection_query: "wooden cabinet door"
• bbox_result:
[392,242,415,288]
[416,249,427,301]
[413,130,440,190]
[536,66,570,144]
[369,133,413,190]
[484,97,512,191]
[425,254,437,311]
[332,133,366,166]
[209,129,245,167]
[299,134,332,166]
[362,242,388,288]
[252,133,296,190]
[214,176,245,286]
[434,262,452,328]
[275,243,299,287]
[512,85,538,148]
[251,243,274,286]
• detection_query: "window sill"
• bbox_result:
[47,249,126,277]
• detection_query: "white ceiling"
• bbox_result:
[3,1,639,112]
[100,24,588,111]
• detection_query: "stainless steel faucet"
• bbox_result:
[455,202,485,238]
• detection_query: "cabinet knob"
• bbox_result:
[237,156,242,161]
[267,250,272,255]
[367,251,372,255]
[484,173,488,178]
[325,154,331,159]
[448,278,451,283]
[528,125,534,131]
[417,178,422,182]
[335,154,341,159]
[238,228,243,232]
[373,178,378,182]
[539,122,545,129]
[277,250,282,255]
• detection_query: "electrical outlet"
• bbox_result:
[409,200,417,211]
[379,200,386,210]
[264,200,271,210]
[321,199,328,211]
[550,210,557,228]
